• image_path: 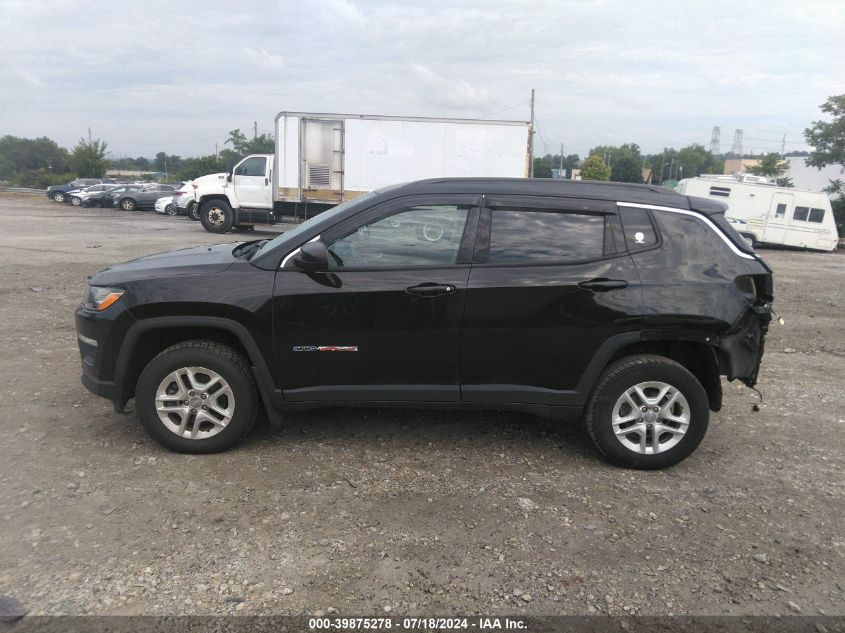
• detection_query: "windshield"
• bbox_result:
[257,192,378,257]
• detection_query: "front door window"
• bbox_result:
[326,205,470,268]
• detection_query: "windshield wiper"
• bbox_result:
[233,240,269,260]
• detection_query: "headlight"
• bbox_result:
[83,286,124,311]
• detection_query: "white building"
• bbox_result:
[784,157,844,196]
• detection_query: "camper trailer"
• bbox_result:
[677,175,838,252]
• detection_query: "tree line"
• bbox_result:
[0,129,274,188]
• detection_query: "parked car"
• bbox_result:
[69,184,120,207]
[101,184,144,208]
[171,183,197,218]
[154,196,175,215]
[46,178,108,203]
[75,178,773,469]
[113,184,178,211]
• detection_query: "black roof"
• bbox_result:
[383,178,727,216]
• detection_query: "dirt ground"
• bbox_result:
[0,193,842,618]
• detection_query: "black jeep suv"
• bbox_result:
[75,178,772,468]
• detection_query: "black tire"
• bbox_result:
[200,199,234,233]
[135,341,258,453]
[740,233,756,249]
[71,196,82,206]
[584,355,709,469]
[165,204,176,216]
[53,192,65,202]
[188,202,200,221]
[120,198,137,211]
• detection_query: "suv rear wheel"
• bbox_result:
[53,192,65,202]
[135,341,258,453]
[584,355,709,469]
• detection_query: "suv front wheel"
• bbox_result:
[584,355,709,469]
[135,341,258,453]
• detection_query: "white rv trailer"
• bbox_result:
[677,175,838,252]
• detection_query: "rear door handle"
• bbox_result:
[406,283,457,297]
[579,278,629,292]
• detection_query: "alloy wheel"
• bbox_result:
[154,366,234,440]
[611,381,690,455]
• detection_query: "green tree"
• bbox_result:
[805,94,845,236]
[647,144,721,183]
[532,153,580,178]
[610,155,642,183]
[747,152,788,178]
[581,155,611,181]
[226,128,275,158]
[174,154,230,181]
[153,152,183,177]
[70,138,108,177]
[805,94,845,169]
[0,135,70,183]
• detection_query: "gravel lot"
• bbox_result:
[0,193,842,618]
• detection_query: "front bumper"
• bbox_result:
[75,303,136,402]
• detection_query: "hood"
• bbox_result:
[90,243,240,285]
[193,172,228,186]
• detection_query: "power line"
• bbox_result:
[478,99,531,120]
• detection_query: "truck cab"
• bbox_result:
[192,154,275,232]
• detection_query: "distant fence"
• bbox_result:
[0,187,46,194]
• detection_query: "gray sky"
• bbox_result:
[2,0,843,159]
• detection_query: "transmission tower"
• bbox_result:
[709,126,721,155]
[731,129,744,156]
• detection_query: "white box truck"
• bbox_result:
[193,111,532,233]
[677,174,839,252]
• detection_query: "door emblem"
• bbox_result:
[292,346,358,352]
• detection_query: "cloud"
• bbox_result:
[0,0,841,157]
[243,47,285,69]
[408,63,491,111]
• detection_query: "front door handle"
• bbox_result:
[406,283,457,297]
[579,278,629,292]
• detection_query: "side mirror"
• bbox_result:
[226,172,232,182]
[292,240,329,271]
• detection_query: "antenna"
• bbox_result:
[709,126,721,155]
[731,129,744,156]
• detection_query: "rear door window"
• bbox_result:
[808,208,825,223]
[486,210,608,263]
[793,206,810,221]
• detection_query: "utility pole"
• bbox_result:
[88,127,92,144]
[215,142,219,163]
[559,143,564,177]
[254,121,258,139]
[528,88,535,178]
[781,134,786,158]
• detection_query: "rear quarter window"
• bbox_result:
[618,206,659,251]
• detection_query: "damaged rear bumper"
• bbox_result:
[717,302,771,387]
